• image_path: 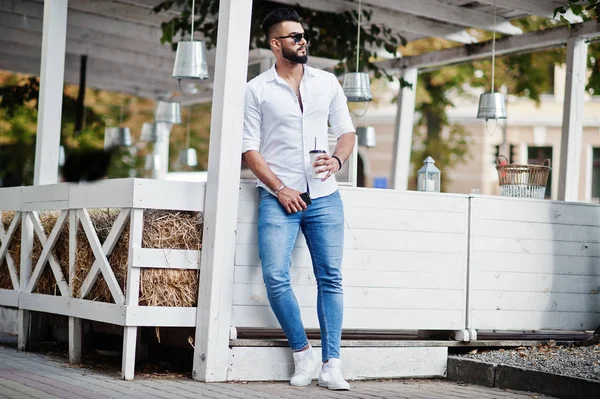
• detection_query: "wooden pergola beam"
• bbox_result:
[272,0,478,44]
[371,0,522,35]
[377,20,600,71]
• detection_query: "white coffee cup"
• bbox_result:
[309,150,327,179]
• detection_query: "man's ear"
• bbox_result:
[270,38,280,50]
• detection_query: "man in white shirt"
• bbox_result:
[241,8,355,391]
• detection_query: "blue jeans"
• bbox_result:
[258,188,344,362]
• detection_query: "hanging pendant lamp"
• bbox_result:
[477,0,507,121]
[172,0,209,82]
[155,100,182,124]
[342,0,372,102]
[104,104,132,148]
[178,110,198,167]
[356,126,376,148]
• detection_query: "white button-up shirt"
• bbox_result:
[242,64,355,199]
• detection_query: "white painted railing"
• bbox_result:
[1,179,599,381]
[0,178,206,380]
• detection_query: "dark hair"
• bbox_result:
[261,8,301,39]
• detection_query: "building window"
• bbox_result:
[494,144,517,164]
[527,146,552,198]
[591,148,600,199]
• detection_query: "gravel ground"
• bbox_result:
[459,341,600,381]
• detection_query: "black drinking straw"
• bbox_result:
[314,137,317,151]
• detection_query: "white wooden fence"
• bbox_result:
[0,178,205,380]
[468,196,600,331]
[1,179,598,381]
[234,182,469,331]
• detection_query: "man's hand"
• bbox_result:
[313,154,341,181]
[277,187,308,214]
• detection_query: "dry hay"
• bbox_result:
[0,211,21,289]
[0,209,202,307]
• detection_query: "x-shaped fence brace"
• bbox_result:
[16,209,130,305]
[0,211,22,290]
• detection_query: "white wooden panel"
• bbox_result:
[237,223,466,253]
[469,197,600,331]
[235,244,466,273]
[227,346,447,381]
[471,197,600,226]
[472,218,600,243]
[21,183,69,211]
[237,198,466,233]
[233,283,464,310]
[235,185,469,333]
[238,181,260,201]
[0,290,18,307]
[344,206,466,233]
[232,306,464,330]
[0,187,23,210]
[473,236,600,257]
[235,266,464,290]
[131,248,201,269]
[340,188,468,213]
[132,179,206,211]
[19,293,125,325]
[68,179,134,209]
[471,251,599,276]
[472,291,600,313]
[472,310,598,331]
[472,272,600,294]
[125,306,197,327]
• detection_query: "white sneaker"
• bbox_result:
[290,346,320,386]
[318,358,350,390]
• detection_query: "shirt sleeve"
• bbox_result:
[242,85,261,153]
[328,73,355,139]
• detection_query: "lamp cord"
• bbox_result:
[356,0,362,74]
[190,0,196,41]
[491,0,496,93]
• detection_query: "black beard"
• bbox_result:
[282,46,308,64]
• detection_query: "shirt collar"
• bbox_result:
[267,64,316,83]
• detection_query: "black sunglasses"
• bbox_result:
[276,32,311,44]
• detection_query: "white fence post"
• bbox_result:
[193,0,253,382]
[18,213,34,350]
[33,0,69,186]
[68,210,82,364]
[391,68,418,190]
[122,208,143,380]
[557,38,588,201]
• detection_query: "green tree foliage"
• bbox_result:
[554,0,599,23]
[0,75,145,186]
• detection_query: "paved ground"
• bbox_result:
[0,345,557,399]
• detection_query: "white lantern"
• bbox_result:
[417,156,441,193]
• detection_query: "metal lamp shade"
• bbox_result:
[155,101,182,124]
[140,122,162,143]
[356,126,376,148]
[172,41,210,80]
[105,127,132,147]
[178,148,198,167]
[477,92,507,121]
[342,72,373,102]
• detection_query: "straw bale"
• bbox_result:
[73,209,202,307]
[0,209,202,307]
